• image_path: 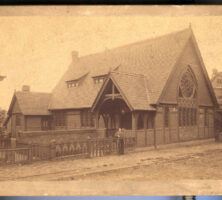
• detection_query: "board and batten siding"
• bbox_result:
[25,116,42,131]
[66,110,81,129]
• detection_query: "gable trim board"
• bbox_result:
[7,94,20,115]
[91,72,134,112]
[157,37,190,105]
[190,28,219,108]
[158,29,218,108]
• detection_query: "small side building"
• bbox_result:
[5,85,51,138]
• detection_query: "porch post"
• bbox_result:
[144,113,148,146]
[95,110,99,129]
[115,113,120,129]
[132,112,139,144]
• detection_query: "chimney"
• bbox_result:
[212,68,218,78]
[72,51,79,63]
[22,85,30,92]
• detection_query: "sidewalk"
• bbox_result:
[0,138,220,181]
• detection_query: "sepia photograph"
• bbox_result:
[1,5,222,195]
[0,196,219,200]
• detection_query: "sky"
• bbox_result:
[1,10,222,110]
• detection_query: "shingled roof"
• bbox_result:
[8,91,51,115]
[49,28,192,110]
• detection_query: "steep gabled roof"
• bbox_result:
[49,28,192,110]
[111,72,155,110]
[8,91,51,115]
[92,71,155,111]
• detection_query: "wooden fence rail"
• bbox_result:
[0,148,31,165]
[0,137,136,165]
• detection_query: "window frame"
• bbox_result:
[81,109,95,128]
[54,111,66,127]
[164,107,169,128]
[15,114,21,126]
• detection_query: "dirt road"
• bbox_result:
[1,139,222,181]
[71,148,222,181]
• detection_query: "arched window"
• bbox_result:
[178,67,198,127]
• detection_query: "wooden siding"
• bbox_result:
[25,116,42,131]
[66,110,81,129]
[160,38,214,107]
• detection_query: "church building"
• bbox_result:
[5,27,219,147]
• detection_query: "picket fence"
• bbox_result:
[0,137,136,165]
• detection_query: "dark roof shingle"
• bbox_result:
[12,92,51,115]
[49,28,192,110]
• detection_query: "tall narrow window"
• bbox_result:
[164,107,169,128]
[16,114,21,126]
[194,109,197,125]
[90,112,95,127]
[41,117,50,130]
[187,108,190,126]
[81,109,95,127]
[204,109,208,127]
[55,111,66,127]
[190,108,193,126]
[182,107,186,127]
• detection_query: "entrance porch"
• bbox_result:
[91,76,156,146]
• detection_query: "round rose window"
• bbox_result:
[179,70,195,98]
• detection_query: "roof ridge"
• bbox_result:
[66,72,89,82]
[111,70,145,78]
[78,27,191,60]
[16,91,51,95]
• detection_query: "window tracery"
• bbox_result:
[178,67,198,127]
[179,68,196,99]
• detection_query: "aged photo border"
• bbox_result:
[1,5,222,196]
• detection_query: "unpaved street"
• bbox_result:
[72,148,222,181]
[1,139,222,181]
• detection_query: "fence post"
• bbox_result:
[27,142,32,163]
[87,139,91,158]
[4,150,8,163]
[12,150,15,164]
[10,137,16,149]
[28,146,33,163]
[50,140,56,160]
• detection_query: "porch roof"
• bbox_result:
[110,72,155,111]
